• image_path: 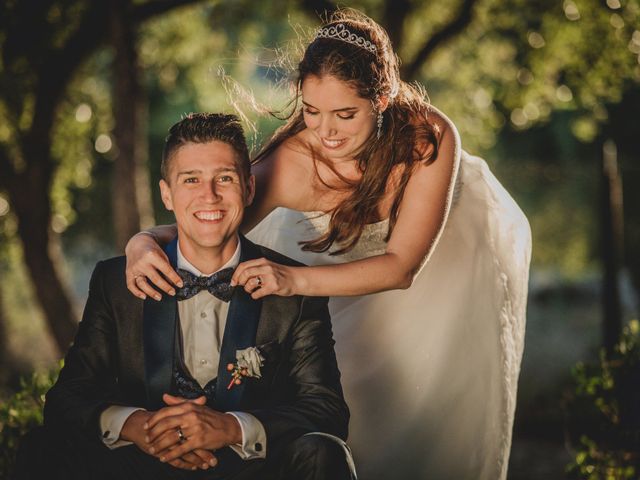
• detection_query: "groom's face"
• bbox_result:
[159,140,255,261]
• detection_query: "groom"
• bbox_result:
[17,113,352,479]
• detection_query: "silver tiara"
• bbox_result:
[315,23,377,54]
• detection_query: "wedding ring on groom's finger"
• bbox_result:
[177,428,186,443]
[255,276,262,288]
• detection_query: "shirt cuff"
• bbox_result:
[226,412,267,460]
[99,405,145,449]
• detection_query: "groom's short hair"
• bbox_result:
[161,112,251,182]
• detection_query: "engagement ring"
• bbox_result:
[177,428,186,443]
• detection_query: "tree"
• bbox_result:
[110,0,154,251]
[0,0,203,354]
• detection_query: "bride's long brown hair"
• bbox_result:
[254,9,440,255]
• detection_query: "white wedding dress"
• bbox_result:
[247,120,531,479]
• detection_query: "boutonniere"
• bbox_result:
[226,347,265,390]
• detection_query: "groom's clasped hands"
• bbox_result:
[121,393,240,471]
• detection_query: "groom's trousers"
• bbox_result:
[13,425,354,480]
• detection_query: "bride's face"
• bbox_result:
[301,74,377,161]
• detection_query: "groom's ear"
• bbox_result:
[159,179,174,211]
[244,174,256,207]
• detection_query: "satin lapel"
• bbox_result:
[215,236,263,411]
[143,238,178,410]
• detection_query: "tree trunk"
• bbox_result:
[601,139,624,355]
[383,0,411,51]
[8,161,78,355]
[300,0,336,18]
[110,0,154,253]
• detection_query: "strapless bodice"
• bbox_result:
[294,158,464,264]
[299,212,389,262]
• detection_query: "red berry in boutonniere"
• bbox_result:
[226,347,265,390]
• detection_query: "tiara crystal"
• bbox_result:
[315,23,377,54]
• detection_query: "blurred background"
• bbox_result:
[0,0,639,478]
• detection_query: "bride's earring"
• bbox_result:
[376,110,383,139]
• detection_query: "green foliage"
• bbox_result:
[566,320,640,479]
[413,0,640,148]
[0,365,60,478]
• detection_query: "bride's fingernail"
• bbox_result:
[169,289,175,296]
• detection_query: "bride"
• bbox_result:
[125,9,531,479]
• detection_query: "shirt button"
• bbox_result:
[200,359,208,365]
[200,312,207,318]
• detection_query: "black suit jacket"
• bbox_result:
[44,235,348,460]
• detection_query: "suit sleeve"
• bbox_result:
[247,295,349,457]
[44,261,125,439]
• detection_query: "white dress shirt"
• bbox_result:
[100,238,267,459]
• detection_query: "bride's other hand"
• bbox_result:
[231,258,305,300]
[125,232,183,300]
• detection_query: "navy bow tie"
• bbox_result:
[176,267,235,302]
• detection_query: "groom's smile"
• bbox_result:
[194,210,224,221]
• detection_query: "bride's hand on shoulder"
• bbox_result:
[125,232,183,300]
[231,258,306,300]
